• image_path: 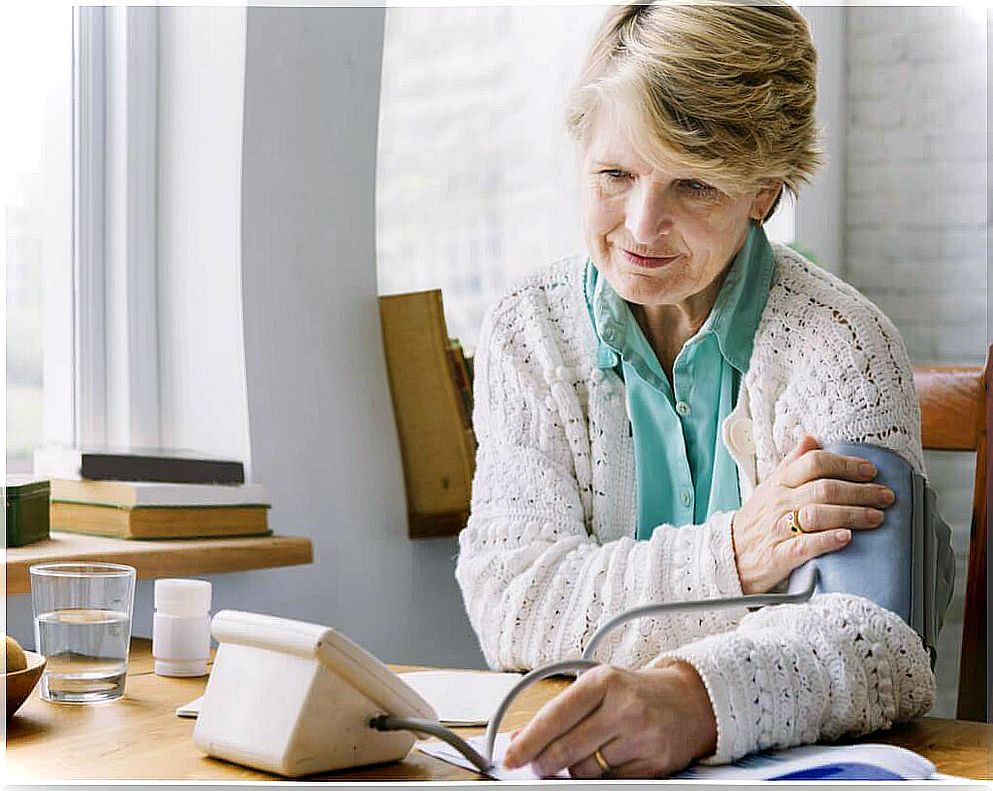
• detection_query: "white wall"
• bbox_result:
[794,5,846,276]
[157,7,251,466]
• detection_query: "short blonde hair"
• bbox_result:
[567,1,822,197]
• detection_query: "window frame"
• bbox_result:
[72,6,161,452]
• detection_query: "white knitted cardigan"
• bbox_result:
[455,244,935,765]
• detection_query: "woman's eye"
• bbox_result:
[680,179,717,196]
[599,169,630,181]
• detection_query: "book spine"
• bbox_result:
[449,342,477,469]
[80,455,245,484]
[51,502,269,539]
[446,341,474,432]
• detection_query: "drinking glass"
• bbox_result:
[29,562,136,703]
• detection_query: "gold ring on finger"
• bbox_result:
[785,507,807,535]
[593,748,613,776]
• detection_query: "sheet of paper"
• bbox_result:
[417,733,566,780]
[417,732,937,781]
[398,670,522,726]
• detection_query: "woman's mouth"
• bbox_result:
[620,249,683,269]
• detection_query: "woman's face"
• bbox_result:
[581,116,781,310]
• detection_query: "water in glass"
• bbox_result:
[35,608,130,702]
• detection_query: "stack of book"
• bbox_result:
[33,447,270,540]
[379,290,477,538]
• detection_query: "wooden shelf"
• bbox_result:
[5,531,313,595]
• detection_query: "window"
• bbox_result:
[3,6,74,472]
[376,7,605,351]
[4,6,162,474]
[376,7,795,353]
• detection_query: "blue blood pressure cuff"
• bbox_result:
[787,442,955,663]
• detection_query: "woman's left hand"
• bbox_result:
[502,661,718,779]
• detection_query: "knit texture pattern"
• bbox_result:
[455,244,933,761]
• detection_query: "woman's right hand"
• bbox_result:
[731,435,895,595]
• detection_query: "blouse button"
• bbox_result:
[728,418,756,455]
[675,400,691,417]
[680,488,693,507]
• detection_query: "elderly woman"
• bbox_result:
[455,1,938,780]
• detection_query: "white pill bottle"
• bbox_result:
[152,578,212,677]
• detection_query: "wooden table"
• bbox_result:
[5,532,313,595]
[6,640,991,782]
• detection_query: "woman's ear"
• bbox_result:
[749,181,784,223]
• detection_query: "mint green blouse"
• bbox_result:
[584,224,775,538]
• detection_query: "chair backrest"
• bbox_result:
[913,345,990,722]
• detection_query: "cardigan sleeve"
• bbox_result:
[455,299,746,671]
[651,593,935,765]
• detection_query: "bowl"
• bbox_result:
[6,650,46,719]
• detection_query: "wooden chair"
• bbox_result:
[913,345,990,722]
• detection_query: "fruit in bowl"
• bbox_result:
[6,635,46,719]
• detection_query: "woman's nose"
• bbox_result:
[625,183,674,244]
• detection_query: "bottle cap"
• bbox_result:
[154,578,212,616]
